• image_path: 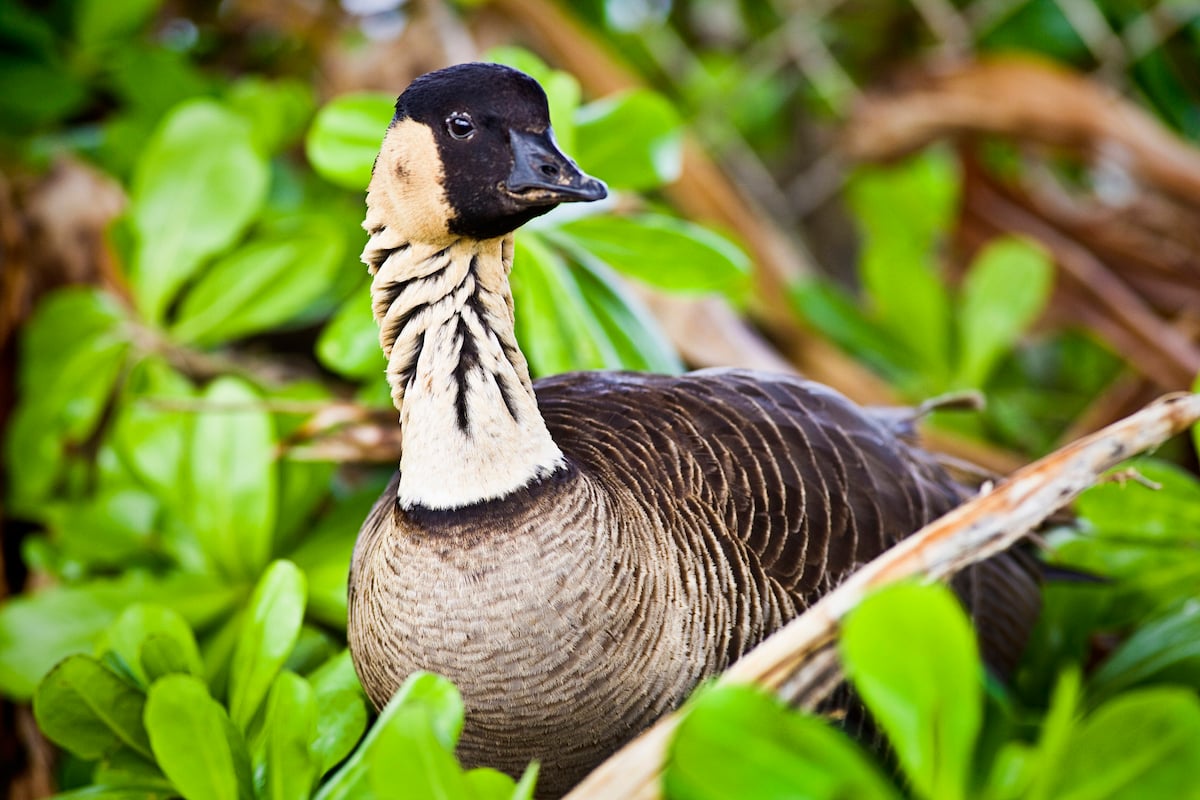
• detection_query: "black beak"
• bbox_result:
[506,129,608,204]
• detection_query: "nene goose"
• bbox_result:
[348,62,1040,796]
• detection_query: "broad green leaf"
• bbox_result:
[226,76,315,155]
[0,57,89,131]
[665,684,899,800]
[576,89,682,190]
[848,153,956,386]
[1076,459,1200,545]
[789,278,919,387]
[849,150,959,258]
[5,288,129,511]
[52,788,176,800]
[110,359,195,552]
[316,672,464,800]
[511,233,612,374]
[1088,601,1200,702]
[573,258,683,374]
[0,572,238,699]
[288,485,381,629]
[1035,688,1200,800]
[307,651,369,776]
[74,0,160,50]
[306,92,394,190]
[260,671,318,800]
[485,47,580,152]
[33,654,152,760]
[368,706,470,800]
[840,582,981,800]
[130,99,268,321]
[93,743,172,788]
[316,288,384,380]
[228,561,307,730]
[463,768,516,799]
[955,237,1053,388]
[553,215,750,298]
[44,486,157,570]
[172,215,345,345]
[145,674,252,800]
[184,376,277,578]
[1017,668,1082,800]
[101,604,204,687]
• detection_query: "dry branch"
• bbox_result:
[566,392,1200,800]
[844,57,1200,210]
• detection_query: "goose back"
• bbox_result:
[348,367,1040,795]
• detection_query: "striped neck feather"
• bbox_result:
[364,231,565,510]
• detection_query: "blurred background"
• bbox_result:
[2,0,1199,797]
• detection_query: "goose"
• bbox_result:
[347,62,1041,796]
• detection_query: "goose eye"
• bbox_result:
[446,113,475,140]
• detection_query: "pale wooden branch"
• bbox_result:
[566,392,1200,800]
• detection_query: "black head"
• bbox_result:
[387,62,607,240]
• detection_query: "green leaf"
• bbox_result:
[44,486,158,570]
[184,376,277,578]
[462,768,516,799]
[5,288,129,511]
[848,152,956,386]
[840,582,981,800]
[1035,688,1200,800]
[144,674,252,800]
[101,604,204,686]
[511,763,539,800]
[306,92,394,190]
[0,57,89,131]
[316,287,384,380]
[52,788,177,800]
[368,706,470,800]
[307,651,369,776]
[955,237,1053,388]
[288,485,381,629]
[0,572,239,699]
[260,671,319,800]
[172,215,346,345]
[316,672,464,800]
[789,278,918,387]
[576,89,682,190]
[552,214,750,297]
[33,654,152,760]
[74,0,160,50]
[226,76,315,155]
[129,99,268,321]
[110,358,194,525]
[665,683,899,800]
[511,233,612,374]
[228,561,307,731]
[1088,602,1200,702]
[572,258,683,374]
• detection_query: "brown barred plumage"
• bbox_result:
[347,63,1041,798]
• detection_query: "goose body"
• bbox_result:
[347,63,1039,796]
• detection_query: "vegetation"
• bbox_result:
[2,1,1198,798]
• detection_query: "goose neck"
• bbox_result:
[363,231,564,510]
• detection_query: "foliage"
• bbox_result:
[791,149,1122,454]
[3,1,1200,799]
[668,542,1200,800]
[0,4,748,796]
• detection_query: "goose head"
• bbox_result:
[366,62,608,246]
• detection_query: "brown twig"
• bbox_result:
[566,392,1200,800]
